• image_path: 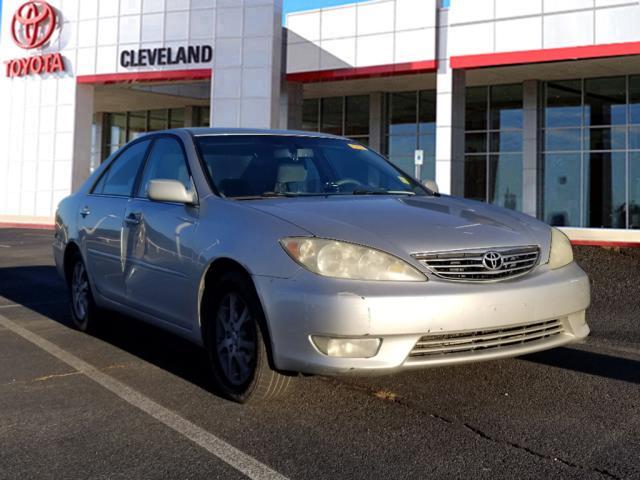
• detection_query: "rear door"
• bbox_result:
[122,135,200,329]
[78,139,151,303]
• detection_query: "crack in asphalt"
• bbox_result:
[322,378,623,480]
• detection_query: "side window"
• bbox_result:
[137,137,192,198]
[93,140,151,196]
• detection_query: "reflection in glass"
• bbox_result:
[489,154,522,210]
[388,92,417,135]
[465,132,486,154]
[345,96,370,136]
[419,90,436,134]
[464,156,486,202]
[629,76,640,124]
[320,97,343,135]
[169,108,185,129]
[465,86,487,131]
[148,109,168,132]
[303,99,319,131]
[546,80,582,128]
[584,77,626,126]
[490,84,523,130]
[489,131,523,153]
[585,152,626,228]
[543,153,581,227]
[128,111,147,141]
[544,128,581,151]
[630,153,640,229]
[388,135,418,157]
[584,127,626,151]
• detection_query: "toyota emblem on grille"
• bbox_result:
[482,251,503,271]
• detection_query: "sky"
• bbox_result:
[283,0,370,15]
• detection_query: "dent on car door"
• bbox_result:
[79,139,151,303]
[123,136,200,329]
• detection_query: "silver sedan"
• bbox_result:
[53,129,590,403]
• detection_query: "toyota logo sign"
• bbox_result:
[482,251,503,271]
[11,1,57,50]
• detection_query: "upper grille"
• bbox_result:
[413,246,540,282]
[409,319,564,358]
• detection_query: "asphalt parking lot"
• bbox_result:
[0,228,638,480]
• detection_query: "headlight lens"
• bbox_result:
[548,228,574,270]
[280,237,426,282]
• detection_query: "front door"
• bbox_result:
[123,136,200,329]
[79,139,151,303]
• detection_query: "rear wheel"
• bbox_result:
[68,252,101,333]
[204,271,291,403]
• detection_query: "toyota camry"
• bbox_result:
[53,129,590,403]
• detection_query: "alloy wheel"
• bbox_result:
[215,292,257,386]
[71,261,90,322]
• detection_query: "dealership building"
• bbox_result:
[1,0,640,245]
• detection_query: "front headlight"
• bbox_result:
[548,228,574,270]
[280,237,426,282]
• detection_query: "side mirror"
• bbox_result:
[422,179,439,194]
[148,179,196,205]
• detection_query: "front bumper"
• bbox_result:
[253,262,590,375]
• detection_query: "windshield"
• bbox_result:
[195,135,430,199]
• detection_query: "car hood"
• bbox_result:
[246,195,552,259]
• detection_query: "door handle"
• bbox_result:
[80,207,91,218]
[124,212,142,226]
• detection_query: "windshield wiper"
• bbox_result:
[351,189,415,196]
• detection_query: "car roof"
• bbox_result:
[183,127,347,140]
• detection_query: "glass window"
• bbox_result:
[546,81,582,128]
[584,77,626,127]
[545,128,581,152]
[630,153,640,229]
[384,90,436,181]
[584,127,626,151]
[388,92,417,135]
[585,152,626,228]
[138,137,192,197]
[464,156,486,202]
[345,96,369,137]
[465,87,487,131]
[94,140,151,197]
[169,109,185,129]
[629,76,640,125]
[148,109,168,132]
[489,131,523,153]
[489,154,522,210]
[418,90,436,134]
[303,99,319,132]
[490,84,523,130]
[320,97,343,135]
[543,153,581,227]
[128,111,147,141]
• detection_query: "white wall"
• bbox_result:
[285,0,437,73]
[449,0,640,57]
[0,0,219,221]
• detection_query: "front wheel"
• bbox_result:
[203,272,292,403]
[68,252,101,333]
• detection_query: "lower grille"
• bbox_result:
[409,319,564,358]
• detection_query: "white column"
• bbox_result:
[435,9,466,196]
[211,0,284,129]
[522,80,539,218]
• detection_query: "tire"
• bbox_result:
[203,271,292,403]
[68,252,101,333]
